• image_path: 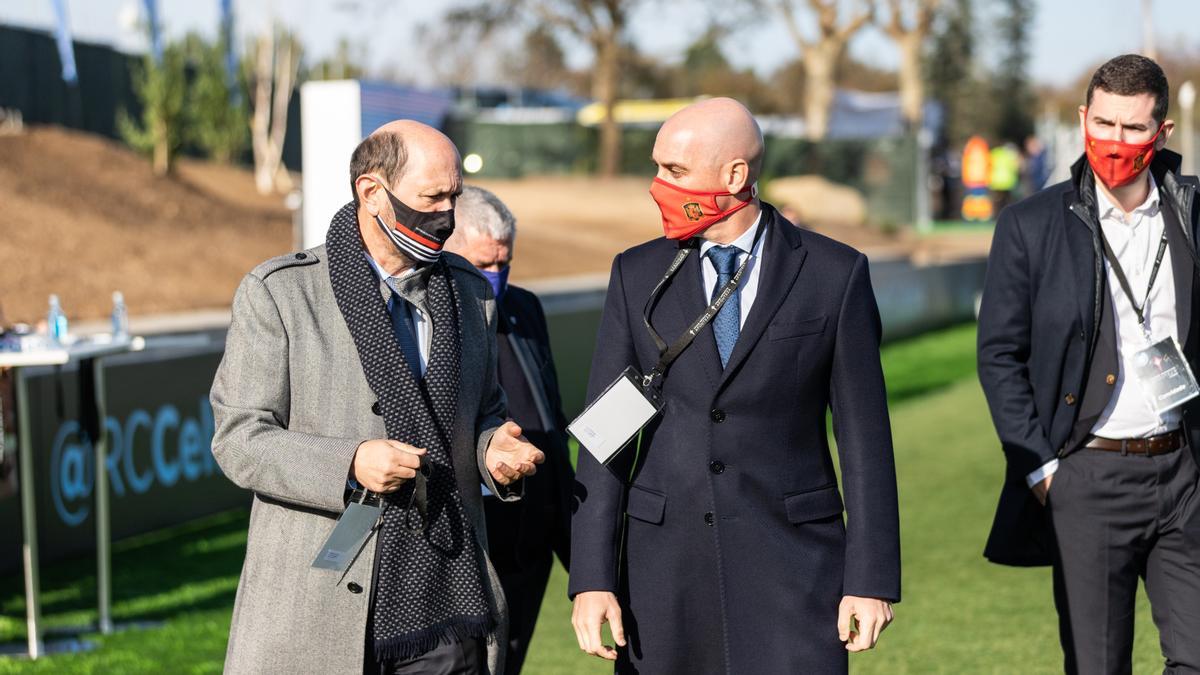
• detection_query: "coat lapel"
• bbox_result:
[1064,192,1100,349]
[1162,196,1193,347]
[718,208,806,389]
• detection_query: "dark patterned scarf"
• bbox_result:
[326,203,493,662]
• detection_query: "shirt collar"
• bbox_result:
[1095,173,1160,223]
[699,211,764,257]
[363,251,420,285]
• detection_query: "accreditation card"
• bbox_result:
[1133,336,1200,415]
[568,366,663,465]
[311,491,382,573]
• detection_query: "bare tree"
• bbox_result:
[775,0,875,140]
[248,26,301,195]
[879,0,940,128]
[448,0,639,177]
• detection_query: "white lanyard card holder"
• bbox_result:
[568,366,664,465]
[1133,336,1200,415]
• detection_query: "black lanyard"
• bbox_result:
[640,222,765,389]
[1099,223,1168,328]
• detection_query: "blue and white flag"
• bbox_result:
[219,0,237,96]
[49,0,77,84]
[143,0,163,63]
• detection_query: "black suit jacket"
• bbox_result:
[978,150,1200,566]
[494,285,573,569]
[569,204,900,673]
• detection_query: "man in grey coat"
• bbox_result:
[210,120,544,674]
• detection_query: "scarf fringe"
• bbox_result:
[373,614,495,663]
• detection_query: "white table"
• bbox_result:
[1,336,143,658]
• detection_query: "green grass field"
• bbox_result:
[0,323,1164,673]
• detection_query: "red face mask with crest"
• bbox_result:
[1084,110,1164,189]
[649,178,757,240]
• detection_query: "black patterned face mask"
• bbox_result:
[375,184,456,264]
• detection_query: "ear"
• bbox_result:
[1077,105,1088,137]
[723,158,751,194]
[355,175,384,216]
[1158,120,1175,149]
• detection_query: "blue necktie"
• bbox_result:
[388,290,422,379]
[707,245,741,368]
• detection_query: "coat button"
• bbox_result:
[709,461,725,474]
[1065,394,1076,406]
[371,401,382,416]
[703,512,714,525]
[710,409,726,423]
[1106,374,1116,385]
[295,252,307,260]
[347,582,363,594]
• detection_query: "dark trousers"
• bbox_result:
[1048,445,1200,674]
[362,637,485,675]
[363,532,487,675]
[484,496,555,675]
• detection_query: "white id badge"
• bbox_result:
[568,366,663,464]
[312,497,382,572]
[1133,336,1200,415]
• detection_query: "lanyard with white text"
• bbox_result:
[1099,226,1168,329]
[640,222,764,390]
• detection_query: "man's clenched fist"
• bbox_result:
[351,439,426,493]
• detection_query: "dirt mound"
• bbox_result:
[765,175,868,227]
[0,126,293,325]
[0,126,991,326]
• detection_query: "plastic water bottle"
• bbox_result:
[47,294,68,345]
[111,291,129,339]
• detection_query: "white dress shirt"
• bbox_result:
[1027,175,1180,487]
[698,211,765,324]
[364,253,431,375]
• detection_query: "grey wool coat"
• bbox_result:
[210,245,516,674]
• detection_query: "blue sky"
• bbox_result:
[2,1,1196,88]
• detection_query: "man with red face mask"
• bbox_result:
[979,54,1200,673]
[569,97,900,673]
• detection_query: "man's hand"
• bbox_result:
[572,591,626,660]
[485,421,545,486]
[838,596,894,652]
[1032,474,1054,506]
[351,439,426,493]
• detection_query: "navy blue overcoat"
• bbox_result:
[569,203,901,674]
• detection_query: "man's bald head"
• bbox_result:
[351,119,463,272]
[653,97,764,192]
[349,120,461,206]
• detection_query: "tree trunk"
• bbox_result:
[803,42,838,140]
[268,34,298,193]
[897,32,924,128]
[251,33,275,195]
[152,117,170,176]
[594,35,621,177]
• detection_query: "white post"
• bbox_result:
[915,127,933,234]
[1180,81,1195,177]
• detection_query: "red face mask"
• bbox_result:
[1084,113,1164,189]
[649,177,757,240]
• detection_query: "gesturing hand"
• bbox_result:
[838,595,894,652]
[351,439,426,493]
[572,591,626,660]
[484,421,545,486]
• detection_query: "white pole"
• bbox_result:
[916,127,933,233]
[1142,0,1157,60]
[1180,81,1195,177]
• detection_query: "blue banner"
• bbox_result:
[219,0,238,98]
[143,0,163,63]
[49,0,77,84]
